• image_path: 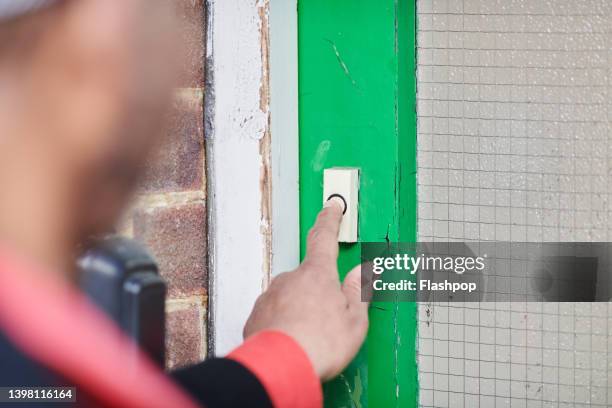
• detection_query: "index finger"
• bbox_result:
[303,197,344,271]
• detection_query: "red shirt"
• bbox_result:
[0,248,322,407]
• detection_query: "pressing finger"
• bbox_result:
[303,197,344,271]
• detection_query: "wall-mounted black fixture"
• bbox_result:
[78,236,166,367]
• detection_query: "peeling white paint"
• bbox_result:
[206,0,270,356]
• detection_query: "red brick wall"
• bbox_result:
[121,0,207,370]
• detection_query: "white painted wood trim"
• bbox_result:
[206,0,300,356]
[205,0,270,356]
[269,0,300,276]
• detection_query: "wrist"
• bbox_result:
[228,330,323,408]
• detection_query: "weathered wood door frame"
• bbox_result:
[206,2,418,406]
[298,1,418,406]
[205,0,300,355]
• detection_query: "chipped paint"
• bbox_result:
[310,140,331,172]
[299,0,418,405]
[326,40,358,87]
[206,0,272,355]
[257,0,272,290]
[351,372,364,408]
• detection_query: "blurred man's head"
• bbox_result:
[0,0,179,265]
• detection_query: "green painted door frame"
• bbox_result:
[298,1,418,406]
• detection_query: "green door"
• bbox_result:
[298,1,418,406]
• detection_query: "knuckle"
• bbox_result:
[300,258,326,273]
[344,277,361,293]
[305,256,326,272]
[307,226,321,243]
[318,207,330,218]
[298,260,315,274]
[318,208,332,220]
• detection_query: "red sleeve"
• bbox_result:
[227,330,323,408]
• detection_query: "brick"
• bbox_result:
[140,95,204,193]
[165,303,202,369]
[134,203,207,297]
[175,0,205,88]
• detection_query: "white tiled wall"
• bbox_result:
[416,0,612,407]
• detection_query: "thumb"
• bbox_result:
[342,264,369,316]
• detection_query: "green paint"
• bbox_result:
[298,1,418,407]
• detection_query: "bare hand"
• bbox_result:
[243,198,369,381]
